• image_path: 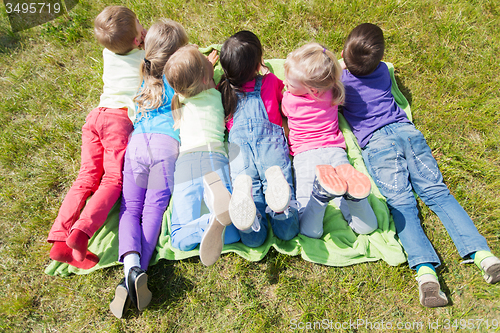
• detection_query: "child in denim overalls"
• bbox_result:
[218,31,299,247]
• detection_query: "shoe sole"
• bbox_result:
[315,165,346,196]
[203,171,232,226]
[265,165,291,213]
[200,217,225,266]
[483,261,500,284]
[229,174,256,230]
[109,283,130,319]
[134,271,152,311]
[335,164,371,199]
[419,280,448,308]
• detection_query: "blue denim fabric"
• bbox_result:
[228,76,299,246]
[361,122,489,269]
[170,151,240,251]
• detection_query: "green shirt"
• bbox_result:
[177,88,226,156]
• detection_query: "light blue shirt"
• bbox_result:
[132,76,180,142]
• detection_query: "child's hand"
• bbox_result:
[207,49,219,66]
[339,58,346,70]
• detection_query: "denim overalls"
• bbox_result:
[228,76,299,247]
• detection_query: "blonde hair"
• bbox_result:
[94,6,138,55]
[134,19,188,116]
[164,45,213,129]
[284,43,345,105]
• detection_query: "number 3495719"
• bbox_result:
[5,2,61,14]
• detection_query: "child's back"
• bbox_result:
[341,61,410,148]
[165,45,241,267]
[341,23,500,308]
[47,6,146,270]
[282,42,377,238]
[218,31,300,248]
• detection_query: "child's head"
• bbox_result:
[164,45,215,128]
[220,30,263,87]
[284,43,344,105]
[218,30,265,119]
[343,23,385,76]
[94,6,145,55]
[134,19,189,113]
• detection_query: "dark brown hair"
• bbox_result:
[343,23,385,76]
[217,30,264,120]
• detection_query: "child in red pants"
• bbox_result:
[47,6,147,269]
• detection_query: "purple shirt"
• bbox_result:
[341,62,410,148]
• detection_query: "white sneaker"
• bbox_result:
[417,274,448,308]
[203,171,231,226]
[199,215,225,266]
[229,174,256,230]
[480,256,500,284]
[264,165,291,213]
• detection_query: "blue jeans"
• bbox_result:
[170,151,240,251]
[361,122,489,269]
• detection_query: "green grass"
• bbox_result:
[1,0,499,331]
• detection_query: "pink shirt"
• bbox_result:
[282,89,346,156]
[226,73,284,131]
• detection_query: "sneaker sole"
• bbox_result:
[483,261,500,284]
[265,165,291,213]
[109,283,130,318]
[315,165,346,196]
[335,164,371,199]
[229,174,256,230]
[134,272,152,311]
[419,280,448,308]
[200,217,225,266]
[203,171,232,226]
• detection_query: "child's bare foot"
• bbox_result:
[50,241,99,269]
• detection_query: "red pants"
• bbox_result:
[47,107,133,242]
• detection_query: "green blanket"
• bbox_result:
[45,49,409,276]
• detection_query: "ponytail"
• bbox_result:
[217,75,239,121]
[132,19,189,118]
[171,93,183,130]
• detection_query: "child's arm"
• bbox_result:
[282,115,290,141]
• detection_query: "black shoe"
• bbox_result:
[109,278,131,319]
[127,266,152,311]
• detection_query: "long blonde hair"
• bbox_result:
[164,45,214,129]
[134,19,188,116]
[284,42,345,105]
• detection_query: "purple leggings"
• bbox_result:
[118,132,179,270]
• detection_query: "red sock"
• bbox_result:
[66,229,90,262]
[50,241,99,269]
